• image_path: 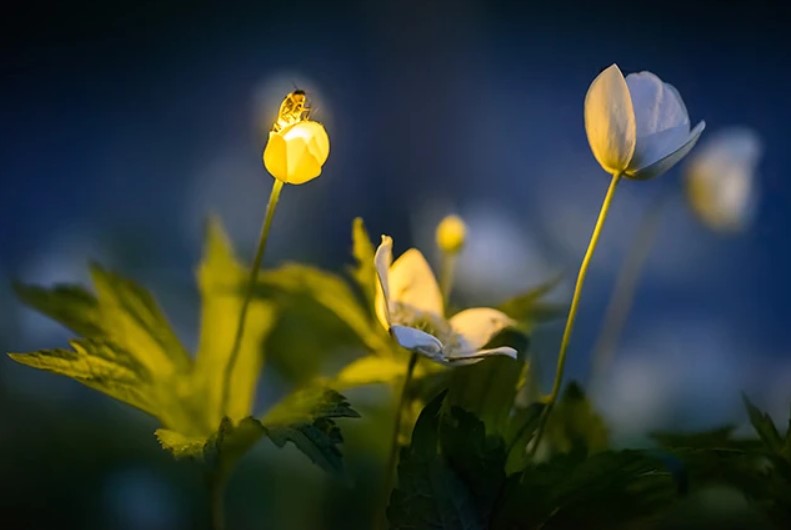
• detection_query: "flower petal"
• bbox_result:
[374,235,394,329]
[390,325,443,359]
[444,346,517,366]
[629,120,705,180]
[262,131,288,181]
[685,127,762,232]
[625,72,692,173]
[584,64,637,175]
[449,307,515,351]
[388,248,444,320]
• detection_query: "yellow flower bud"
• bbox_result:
[263,120,330,185]
[436,215,467,254]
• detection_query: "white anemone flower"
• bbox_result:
[585,64,705,180]
[374,236,517,365]
[684,127,762,232]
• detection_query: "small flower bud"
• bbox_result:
[263,120,330,185]
[436,215,467,254]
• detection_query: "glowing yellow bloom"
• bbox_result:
[585,64,705,180]
[436,215,467,254]
[263,120,330,185]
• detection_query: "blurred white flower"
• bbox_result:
[585,64,705,180]
[684,128,762,232]
[374,236,517,365]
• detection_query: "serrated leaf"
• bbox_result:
[89,264,192,376]
[193,218,276,426]
[13,283,103,337]
[491,450,678,529]
[743,394,784,454]
[255,262,387,354]
[497,274,566,328]
[156,416,266,472]
[262,387,359,476]
[10,338,158,416]
[348,217,378,311]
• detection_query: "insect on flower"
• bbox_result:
[272,89,311,133]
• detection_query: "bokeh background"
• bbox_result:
[1,0,790,528]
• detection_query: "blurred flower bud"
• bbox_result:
[585,64,705,180]
[263,120,330,185]
[436,215,467,254]
[685,127,762,232]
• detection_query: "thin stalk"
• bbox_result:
[208,468,228,530]
[439,251,457,309]
[378,351,419,528]
[590,190,670,379]
[220,179,284,418]
[530,171,622,455]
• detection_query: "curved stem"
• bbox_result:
[378,351,419,528]
[590,190,670,380]
[530,171,622,455]
[220,179,284,418]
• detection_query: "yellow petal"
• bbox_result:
[263,120,330,185]
[584,64,637,175]
[262,131,288,183]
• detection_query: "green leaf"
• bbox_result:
[652,426,763,452]
[156,416,266,472]
[255,263,387,354]
[9,338,158,417]
[544,381,609,457]
[743,394,784,454]
[491,450,678,530]
[504,402,545,474]
[262,387,359,476]
[348,217,378,311]
[497,274,566,328]
[192,218,276,426]
[440,407,507,520]
[334,354,408,388]
[89,264,192,376]
[13,282,104,337]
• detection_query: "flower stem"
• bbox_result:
[590,190,670,379]
[439,252,457,309]
[220,179,284,419]
[208,468,228,530]
[530,171,622,455]
[378,351,419,528]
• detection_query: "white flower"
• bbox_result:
[684,128,762,232]
[585,64,705,180]
[374,235,517,365]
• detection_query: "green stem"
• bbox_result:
[378,351,419,528]
[439,251,457,310]
[220,179,284,418]
[590,191,669,380]
[208,468,228,530]
[530,171,622,455]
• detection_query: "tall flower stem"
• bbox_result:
[530,171,622,455]
[207,467,229,530]
[378,351,419,528]
[220,179,284,418]
[439,252,457,309]
[590,190,670,379]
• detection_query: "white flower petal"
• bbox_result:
[449,307,515,351]
[629,121,705,180]
[685,127,762,232]
[444,346,518,366]
[388,248,444,320]
[584,64,637,175]
[390,325,444,359]
[626,72,692,172]
[374,235,394,329]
